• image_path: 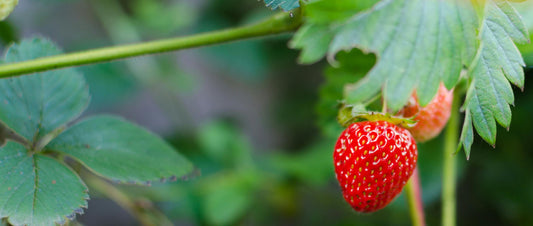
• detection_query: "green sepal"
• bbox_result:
[337,104,417,129]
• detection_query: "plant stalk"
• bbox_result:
[442,90,460,226]
[89,0,196,129]
[33,125,66,153]
[0,10,301,78]
[83,172,173,226]
[405,168,425,226]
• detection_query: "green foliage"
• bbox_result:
[1,0,533,224]
[131,0,196,35]
[48,116,193,184]
[122,120,259,225]
[0,37,90,226]
[516,1,533,65]
[293,0,531,157]
[194,122,257,226]
[197,121,253,169]
[0,38,89,141]
[194,10,273,82]
[290,24,334,64]
[0,38,193,225]
[0,142,88,226]
[0,21,18,45]
[459,0,529,158]
[333,0,477,110]
[303,0,375,23]
[201,172,255,225]
[80,62,136,111]
[289,0,374,64]
[267,141,333,186]
[263,0,299,11]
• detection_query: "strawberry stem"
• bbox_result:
[442,89,460,226]
[0,10,301,78]
[405,168,425,226]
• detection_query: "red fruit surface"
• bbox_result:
[398,84,453,142]
[333,121,418,213]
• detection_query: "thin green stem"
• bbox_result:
[33,125,66,153]
[0,122,30,149]
[0,10,301,78]
[442,90,460,226]
[83,172,173,226]
[89,0,160,85]
[405,168,425,226]
[89,0,196,129]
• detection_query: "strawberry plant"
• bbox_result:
[0,0,532,225]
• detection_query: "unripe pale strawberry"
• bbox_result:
[398,84,453,142]
[0,0,18,21]
[333,121,418,212]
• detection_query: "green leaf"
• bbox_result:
[263,0,299,11]
[290,24,334,64]
[0,142,88,226]
[0,21,18,45]
[458,109,473,159]
[329,0,478,111]
[519,36,533,65]
[514,0,533,65]
[80,62,137,111]
[202,174,253,226]
[48,115,193,184]
[460,0,529,151]
[0,38,89,142]
[267,140,334,185]
[303,0,374,24]
[290,0,375,64]
[197,121,253,169]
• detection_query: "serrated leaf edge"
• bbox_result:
[459,0,529,155]
[2,155,90,226]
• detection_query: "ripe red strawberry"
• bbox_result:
[334,121,417,212]
[398,84,453,142]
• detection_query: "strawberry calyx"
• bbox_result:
[337,103,417,129]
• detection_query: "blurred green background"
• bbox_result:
[1,0,533,225]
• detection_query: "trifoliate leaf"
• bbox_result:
[263,0,299,11]
[0,142,89,226]
[0,38,89,142]
[0,0,18,21]
[460,0,529,151]
[48,116,194,184]
[294,0,480,110]
[329,0,478,111]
